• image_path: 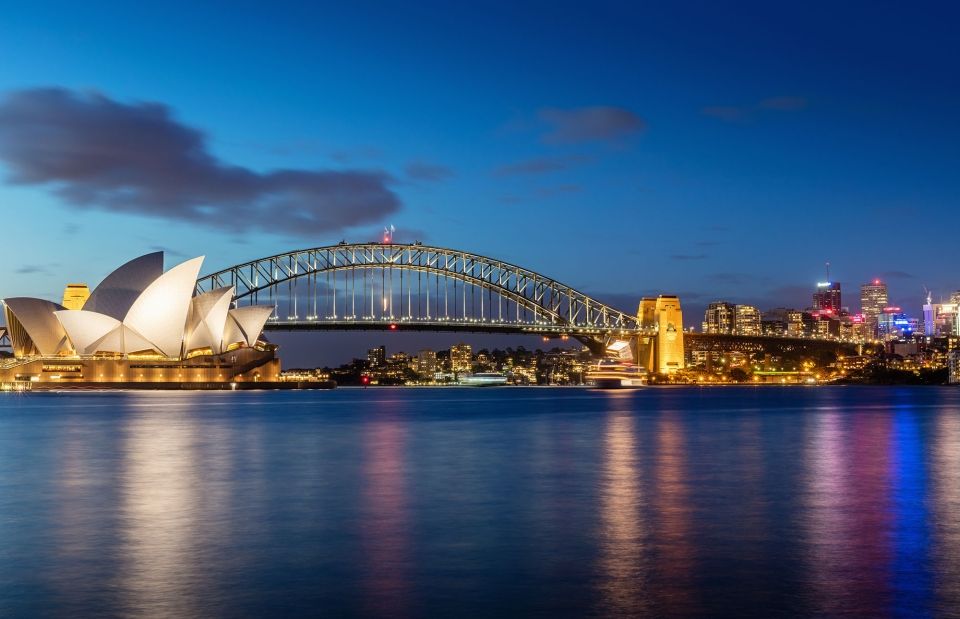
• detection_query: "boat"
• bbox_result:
[459,372,509,386]
[586,359,646,388]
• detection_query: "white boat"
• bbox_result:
[459,372,509,386]
[586,359,646,388]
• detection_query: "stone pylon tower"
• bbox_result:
[636,295,685,374]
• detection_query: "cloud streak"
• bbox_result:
[538,106,645,144]
[405,161,454,182]
[0,87,401,236]
[702,95,808,123]
[494,154,590,176]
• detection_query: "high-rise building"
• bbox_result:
[860,280,888,337]
[416,349,437,379]
[734,305,761,336]
[61,283,90,310]
[367,345,386,368]
[813,282,841,313]
[703,302,760,336]
[450,343,473,374]
[703,302,735,334]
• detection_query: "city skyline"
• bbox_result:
[1,2,958,320]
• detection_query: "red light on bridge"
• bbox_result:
[389,323,398,330]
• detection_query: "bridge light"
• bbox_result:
[389,323,398,331]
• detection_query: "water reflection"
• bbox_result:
[597,405,648,615]
[360,411,411,616]
[804,407,894,615]
[933,412,960,613]
[119,395,205,617]
[653,411,698,615]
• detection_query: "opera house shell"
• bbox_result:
[1,253,279,387]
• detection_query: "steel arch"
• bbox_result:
[195,242,645,333]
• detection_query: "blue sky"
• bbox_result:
[1,1,958,362]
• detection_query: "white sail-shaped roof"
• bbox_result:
[83,252,164,320]
[185,287,234,353]
[123,256,204,358]
[54,310,121,356]
[227,306,274,347]
[3,298,71,356]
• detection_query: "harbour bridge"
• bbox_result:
[195,242,862,371]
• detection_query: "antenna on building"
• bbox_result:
[825,261,831,283]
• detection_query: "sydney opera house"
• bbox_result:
[0,252,280,388]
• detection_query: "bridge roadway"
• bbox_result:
[263,319,867,356]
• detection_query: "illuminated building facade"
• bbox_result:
[654,295,684,373]
[703,302,735,334]
[860,280,888,336]
[416,349,437,379]
[367,346,386,368]
[61,284,90,310]
[813,282,842,313]
[450,343,473,374]
[0,252,278,386]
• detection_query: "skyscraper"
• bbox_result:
[860,280,888,337]
[813,282,841,313]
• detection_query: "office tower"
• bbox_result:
[734,305,762,336]
[813,282,841,313]
[860,280,888,337]
[416,349,438,379]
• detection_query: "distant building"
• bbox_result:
[950,350,960,384]
[860,280,888,337]
[703,302,760,336]
[734,305,761,336]
[703,302,735,334]
[61,284,90,310]
[450,343,473,374]
[416,349,437,379]
[813,282,841,314]
[367,345,386,368]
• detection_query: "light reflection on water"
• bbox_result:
[0,387,959,617]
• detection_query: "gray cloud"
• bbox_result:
[538,106,645,144]
[0,88,401,236]
[880,270,915,280]
[494,154,591,176]
[703,95,808,123]
[15,263,57,275]
[405,161,455,182]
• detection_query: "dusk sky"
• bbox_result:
[1,1,958,363]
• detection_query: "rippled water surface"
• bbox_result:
[2,386,960,617]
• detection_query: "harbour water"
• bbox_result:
[1,386,959,617]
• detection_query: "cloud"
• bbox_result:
[0,87,401,236]
[329,146,383,164]
[148,244,188,258]
[535,184,581,198]
[404,161,454,182]
[494,154,591,176]
[702,95,808,123]
[671,253,707,261]
[880,270,915,280]
[15,263,57,275]
[538,106,645,144]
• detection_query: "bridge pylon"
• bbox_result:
[634,295,684,374]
